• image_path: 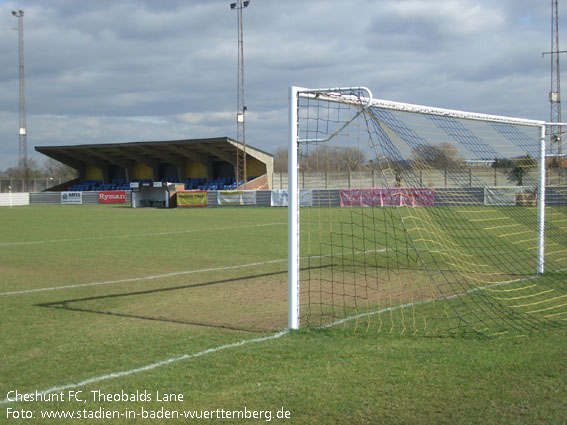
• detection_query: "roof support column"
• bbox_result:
[78,164,86,182]
[101,165,110,184]
[124,165,133,182]
[151,163,160,182]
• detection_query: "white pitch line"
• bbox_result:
[325,270,559,329]
[0,248,388,297]
[0,263,562,404]
[0,330,289,406]
[325,299,434,329]
[0,258,289,296]
[0,222,286,247]
[0,266,539,405]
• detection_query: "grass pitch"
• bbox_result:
[0,205,565,424]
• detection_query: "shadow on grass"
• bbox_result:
[36,269,293,334]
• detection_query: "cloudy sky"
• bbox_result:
[0,0,564,170]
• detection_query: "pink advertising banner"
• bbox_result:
[340,188,434,207]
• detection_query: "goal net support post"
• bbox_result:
[288,86,300,330]
[288,86,374,330]
[288,86,566,336]
[537,125,546,275]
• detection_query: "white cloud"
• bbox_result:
[0,0,562,170]
[175,111,233,125]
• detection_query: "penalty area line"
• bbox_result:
[0,248,388,296]
[0,330,289,406]
[0,258,289,296]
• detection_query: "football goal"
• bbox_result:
[288,86,567,337]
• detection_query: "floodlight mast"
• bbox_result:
[12,10,28,191]
[542,0,567,156]
[230,0,249,188]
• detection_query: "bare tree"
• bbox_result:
[1,158,77,182]
[1,158,43,179]
[273,147,288,173]
[299,146,367,172]
[43,158,78,180]
[411,142,465,170]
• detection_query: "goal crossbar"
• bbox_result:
[288,86,562,334]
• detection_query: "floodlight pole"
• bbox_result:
[542,0,567,156]
[230,0,249,187]
[12,10,28,191]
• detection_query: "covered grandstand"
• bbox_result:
[35,137,273,191]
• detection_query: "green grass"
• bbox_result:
[301,205,567,335]
[1,205,565,424]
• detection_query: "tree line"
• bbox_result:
[273,143,469,173]
[1,158,77,180]
[272,142,559,186]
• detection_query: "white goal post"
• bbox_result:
[288,86,553,332]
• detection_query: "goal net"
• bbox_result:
[288,86,567,337]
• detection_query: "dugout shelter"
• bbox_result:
[36,137,273,190]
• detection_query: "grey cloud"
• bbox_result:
[0,0,563,170]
